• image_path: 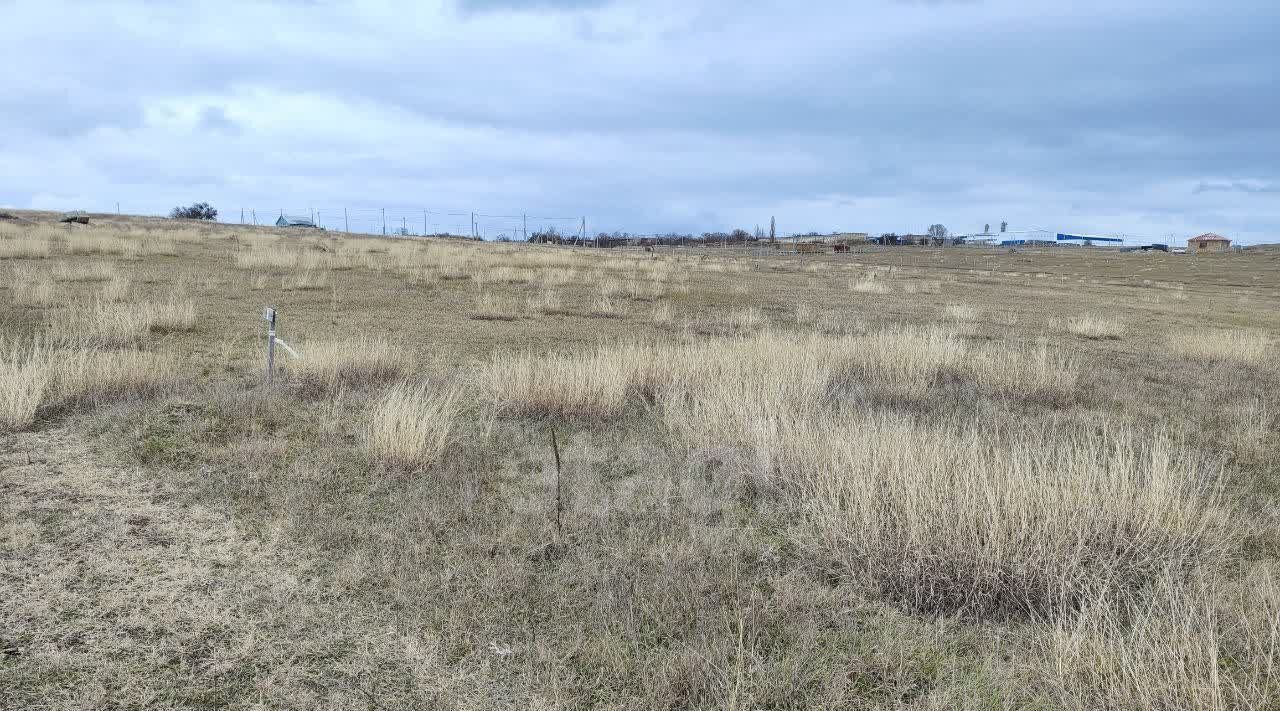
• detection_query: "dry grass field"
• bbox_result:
[2,211,1279,709]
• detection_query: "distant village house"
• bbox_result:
[1187,233,1231,254]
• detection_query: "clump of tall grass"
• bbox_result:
[1167,328,1271,364]
[10,267,56,306]
[53,261,117,282]
[235,247,299,271]
[472,292,521,321]
[1067,314,1126,339]
[1030,566,1280,709]
[290,337,407,394]
[283,269,331,291]
[99,276,132,303]
[365,381,462,471]
[0,340,176,429]
[149,299,198,333]
[945,303,979,321]
[850,277,888,294]
[0,236,52,259]
[0,342,49,432]
[51,300,155,348]
[784,420,1229,618]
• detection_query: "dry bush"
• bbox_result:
[1167,328,1272,364]
[365,381,462,471]
[51,300,155,348]
[290,337,408,394]
[850,277,888,294]
[53,261,117,282]
[945,303,979,321]
[1029,567,1280,709]
[1068,314,1127,339]
[472,292,521,321]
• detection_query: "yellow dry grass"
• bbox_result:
[1167,328,1272,363]
[365,381,462,471]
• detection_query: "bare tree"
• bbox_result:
[928,224,949,245]
[769,216,776,242]
[1000,220,1008,233]
[984,223,991,234]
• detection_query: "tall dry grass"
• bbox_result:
[51,301,155,348]
[472,292,521,321]
[1031,566,1280,709]
[290,337,408,394]
[1167,328,1272,364]
[786,419,1229,617]
[0,341,176,429]
[53,261,117,282]
[482,327,1075,422]
[1067,314,1126,339]
[0,236,53,259]
[0,342,49,432]
[365,381,462,471]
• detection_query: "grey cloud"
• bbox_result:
[1,0,1278,241]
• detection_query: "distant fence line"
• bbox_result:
[230,206,586,241]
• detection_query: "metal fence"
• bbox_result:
[230,206,586,240]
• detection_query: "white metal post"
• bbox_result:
[263,307,277,386]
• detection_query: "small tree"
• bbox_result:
[984,223,991,234]
[1000,221,1008,233]
[928,224,948,244]
[170,202,217,220]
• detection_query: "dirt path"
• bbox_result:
[0,427,434,710]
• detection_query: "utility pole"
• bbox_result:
[523,213,527,241]
[423,209,427,236]
[240,208,244,225]
[251,209,257,226]
[402,216,406,236]
[471,212,476,239]
[344,207,349,233]
[770,216,776,242]
[115,202,120,215]
[381,208,386,236]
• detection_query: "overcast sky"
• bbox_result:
[3,0,1278,242]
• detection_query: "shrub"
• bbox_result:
[170,202,217,220]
